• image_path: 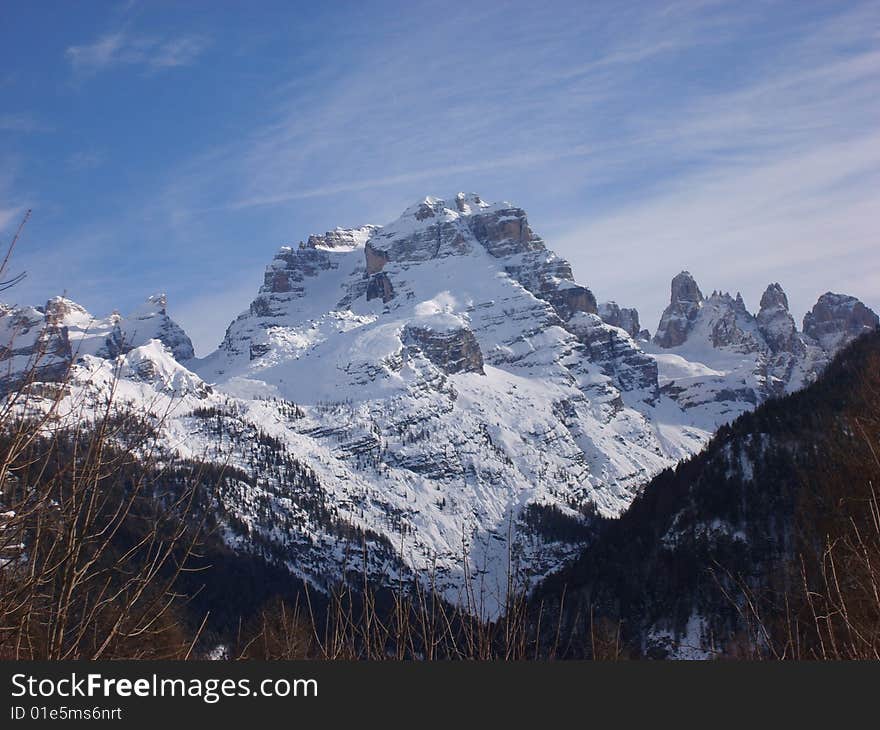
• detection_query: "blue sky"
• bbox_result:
[1,0,878,354]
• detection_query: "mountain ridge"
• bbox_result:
[1,192,876,616]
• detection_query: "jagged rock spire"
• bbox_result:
[757,283,800,355]
[672,271,704,304]
[759,283,788,312]
[653,271,704,348]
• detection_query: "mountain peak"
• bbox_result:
[653,271,705,348]
[670,271,704,304]
[453,191,488,213]
[759,283,789,313]
[407,192,490,216]
[104,293,194,362]
[364,193,545,275]
[132,293,168,317]
[391,193,494,229]
[803,292,879,352]
[756,283,800,356]
[44,296,91,325]
[0,291,195,392]
[303,225,379,252]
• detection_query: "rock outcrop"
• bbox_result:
[263,246,340,295]
[704,291,761,352]
[307,226,381,251]
[598,301,643,340]
[0,302,72,390]
[756,283,802,355]
[653,271,704,348]
[803,292,880,352]
[467,201,545,259]
[366,272,395,303]
[403,324,485,375]
[567,312,659,398]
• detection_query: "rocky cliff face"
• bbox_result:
[0,302,72,389]
[214,225,377,364]
[598,302,645,340]
[756,283,803,355]
[653,271,704,348]
[567,312,659,398]
[403,323,485,375]
[803,292,880,352]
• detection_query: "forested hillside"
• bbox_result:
[534,331,880,659]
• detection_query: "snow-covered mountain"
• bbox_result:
[648,272,877,422]
[2,193,876,615]
[0,293,195,391]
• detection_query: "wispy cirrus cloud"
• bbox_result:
[160,1,731,215]
[0,207,23,233]
[549,2,880,329]
[66,31,209,76]
[14,0,879,354]
[67,150,106,171]
[0,113,51,134]
[224,146,599,210]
